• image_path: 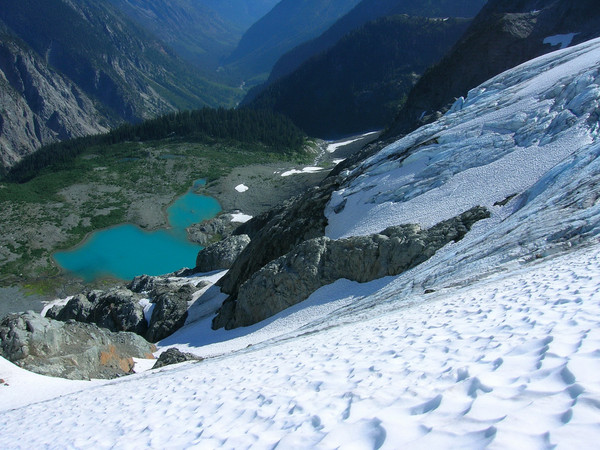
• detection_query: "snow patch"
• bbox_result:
[544,33,579,49]
[234,184,249,193]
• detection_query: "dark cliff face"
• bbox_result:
[0,32,108,170]
[224,0,363,81]
[245,15,472,139]
[384,0,600,139]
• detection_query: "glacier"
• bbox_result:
[2,37,600,449]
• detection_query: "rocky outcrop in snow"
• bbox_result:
[213,207,490,329]
[195,234,251,273]
[0,312,155,379]
[152,348,203,369]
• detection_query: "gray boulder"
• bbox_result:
[152,347,202,369]
[195,234,251,273]
[0,312,156,380]
[146,285,194,343]
[88,289,147,336]
[214,207,490,329]
[46,293,94,322]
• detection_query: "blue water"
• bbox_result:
[54,180,222,282]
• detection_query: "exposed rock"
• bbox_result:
[218,176,341,299]
[88,289,147,336]
[214,207,490,329]
[186,213,240,246]
[0,32,108,171]
[46,294,94,322]
[152,347,202,369]
[195,234,251,273]
[0,311,155,380]
[146,285,194,343]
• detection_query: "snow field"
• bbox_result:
[1,245,599,448]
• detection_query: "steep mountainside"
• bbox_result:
[245,15,471,138]
[386,0,600,138]
[0,0,241,170]
[269,0,487,83]
[200,0,280,30]
[0,0,240,119]
[0,26,108,172]
[106,0,242,72]
[224,0,362,82]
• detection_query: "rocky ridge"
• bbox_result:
[214,206,490,329]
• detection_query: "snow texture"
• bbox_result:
[235,184,249,193]
[544,33,579,50]
[2,38,600,449]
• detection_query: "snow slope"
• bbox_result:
[2,38,600,449]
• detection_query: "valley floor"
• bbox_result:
[1,242,599,449]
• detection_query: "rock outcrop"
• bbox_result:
[187,213,243,246]
[218,176,341,299]
[214,207,490,329]
[48,289,147,336]
[195,234,251,273]
[0,312,155,379]
[152,347,203,369]
[48,284,196,343]
[145,284,194,343]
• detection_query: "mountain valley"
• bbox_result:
[2,0,600,447]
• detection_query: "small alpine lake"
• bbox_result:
[54,181,221,282]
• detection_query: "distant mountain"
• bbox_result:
[200,0,280,30]
[244,15,471,139]
[224,0,362,82]
[269,0,487,83]
[0,26,108,171]
[106,0,242,72]
[0,0,240,170]
[385,0,600,139]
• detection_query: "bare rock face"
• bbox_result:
[145,284,194,343]
[213,207,490,329]
[195,234,251,273]
[0,312,155,379]
[0,34,108,171]
[152,347,202,369]
[186,213,241,246]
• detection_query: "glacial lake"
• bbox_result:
[54,181,221,282]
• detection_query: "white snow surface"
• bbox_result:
[3,38,600,448]
[230,212,252,223]
[280,166,326,177]
[326,132,378,153]
[235,183,249,193]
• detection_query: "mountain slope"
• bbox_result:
[245,15,471,138]
[3,36,600,448]
[0,27,108,171]
[0,0,241,170]
[200,0,280,30]
[106,0,242,72]
[224,0,362,82]
[385,0,600,138]
[0,0,239,119]
[269,0,487,83]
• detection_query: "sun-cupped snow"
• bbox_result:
[1,245,600,448]
[3,37,600,449]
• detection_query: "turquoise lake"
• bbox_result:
[54,181,222,282]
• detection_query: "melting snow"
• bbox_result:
[234,184,249,193]
[280,166,325,177]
